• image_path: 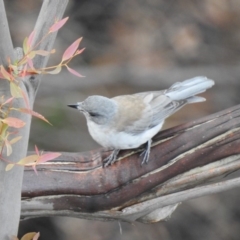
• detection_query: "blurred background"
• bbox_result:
[4,0,240,239]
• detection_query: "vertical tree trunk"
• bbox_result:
[0,1,68,239]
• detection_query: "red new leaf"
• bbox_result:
[27,58,34,69]
[75,48,85,56]
[62,37,82,62]
[38,152,61,164]
[20,87,30,109]
[2,117,26,128]
[66,66,84,77]
[0,65,12,81]
[18,108,51,124]
[49,17,69,33]
[35,145,39,156]
[2,97,14,106]
[27,30,35,48]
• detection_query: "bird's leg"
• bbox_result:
[103,149,120,167]
[140,139,152,164]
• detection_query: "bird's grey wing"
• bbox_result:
[123,92,187,135]
[148,94,187,128]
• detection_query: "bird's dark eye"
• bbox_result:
[89,112,100,117]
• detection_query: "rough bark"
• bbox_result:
[0,1,68,239]
[21,104,240,222]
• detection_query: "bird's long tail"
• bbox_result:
[165,76,215,103]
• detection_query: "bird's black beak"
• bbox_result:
[68,104,78,109]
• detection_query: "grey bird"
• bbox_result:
[68,76,214,167]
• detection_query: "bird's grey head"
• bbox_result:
[70,95,117,125]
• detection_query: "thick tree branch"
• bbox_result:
[21,104,240,222]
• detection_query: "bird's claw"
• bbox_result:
[103,149,120,167]
[140,139,152,165]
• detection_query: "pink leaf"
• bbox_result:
[33,232,40,240]
[49,17,69,33]
[20,64,28,78]
[0,65,12,81]
[9,136,22,144]
[75,48,85,56]
[20,87,30,109]
[62,37,82,62]
[23,37,29,54]
[32,164,38,175]
[38,152,61,164]
[27,30,35,48]
[35,145,39,156]
[2,97,14,106]
[9,64,18,74]
[66,66,84,77]
[2,117,26,128]
[27,58,34,69]
[18,108,51,124]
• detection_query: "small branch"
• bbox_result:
[21,104,240,222]
[0,0,15,65]
[27,0,69,96]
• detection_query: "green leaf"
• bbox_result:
[5,139,12,156]
[23,37,29,54]
[0,123,9,138]
[27,51,36,60]
[18,155,39,165]
[5,163,14,171]
[9,136,22,144]
[47,65,62,75]
[34,50,51,56]
[10,82,23,98]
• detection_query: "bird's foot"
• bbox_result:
[103,149,120,167]
[140,139,152,165]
